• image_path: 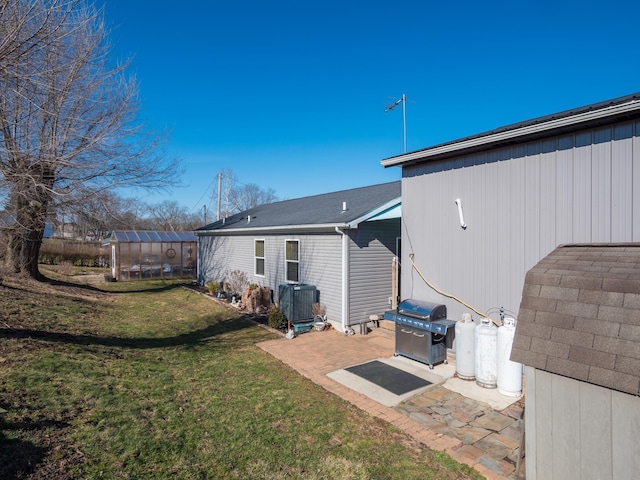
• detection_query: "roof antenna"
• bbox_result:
[385,93,407,153]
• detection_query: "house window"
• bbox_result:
[255,240,265,277]
[285,240,299,283]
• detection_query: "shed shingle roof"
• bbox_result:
[511,244,640,396]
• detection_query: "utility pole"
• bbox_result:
[385,93,407,153]
[216,172,222,221]
[203,205,207,225]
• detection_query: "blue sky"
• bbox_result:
[100,0,640,215]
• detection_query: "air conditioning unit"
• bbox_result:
[278,284,316,323]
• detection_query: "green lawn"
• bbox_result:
[0,270,481,479]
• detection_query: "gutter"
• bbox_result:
[335,226,349,333]
[195,223,351,235]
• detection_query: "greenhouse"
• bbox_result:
[106,230,197,281]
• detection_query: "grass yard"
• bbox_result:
[0,268,482,479]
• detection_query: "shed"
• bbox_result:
[511,244,640,480]
[195,182,401,332]
[106,230,197,281]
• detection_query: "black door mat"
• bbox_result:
[345,360,432,396]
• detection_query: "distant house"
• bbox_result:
[512,244,640,480]
[106,230,197,281]
[195,182,401,332]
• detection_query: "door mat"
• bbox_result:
[345,360,432,396]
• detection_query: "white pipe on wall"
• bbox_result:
[335,226,349,332]
[455,198,467,229]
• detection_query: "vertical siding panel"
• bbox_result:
[579,381,612,480]
[551,375,581,478]
[611,390,640,479]
[524,367,537,480]
[450,164,474,314]
[591,128,612,242]
[508,146,527,312]
[473,153,489,314]
[535,370,553,480]
[611,124,634,241]
[484,153,500,311]
[539,139,557,258]
[524,143,541,273]
[556,135,574,244]
[496,151,509,312]
[574,132,593,241]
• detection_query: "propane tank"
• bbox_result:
[497,317,523,397]
[475,317,497,388]
[455,313,476,380]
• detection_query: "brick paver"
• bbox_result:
[257,327,524,480]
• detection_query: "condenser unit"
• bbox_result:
[278,284,317,323]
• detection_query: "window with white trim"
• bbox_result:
[255,240,265,276]
[285,240,299,283]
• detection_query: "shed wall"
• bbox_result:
[524,367,640,480]
[401,120,640,321]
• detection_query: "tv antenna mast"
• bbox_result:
[385,94,407,153]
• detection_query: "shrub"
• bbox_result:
[267,306,287,330]
[205,280,218,294]
[225,269,249,295]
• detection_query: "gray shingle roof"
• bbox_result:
[511,244,640,396]
[196,181,401,233]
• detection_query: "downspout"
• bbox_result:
[335,226,349,332]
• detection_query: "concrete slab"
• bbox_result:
[327,356,446,407]
[328,351,522,412]
[444,376,520,411]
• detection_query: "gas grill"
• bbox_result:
[384,299,456,369]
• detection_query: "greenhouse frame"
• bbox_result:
[106,230,197,281]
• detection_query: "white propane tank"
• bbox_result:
[475,317,497,388]
[497,317,523,397]
[455,313,475,380]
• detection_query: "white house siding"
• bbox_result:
[524,367,640,480]
[401,119,640,322]
[197,232,343,324]
[347,219,400,326]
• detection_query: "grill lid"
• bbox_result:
[397,299,447,321]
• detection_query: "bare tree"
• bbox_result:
[236,183,278,212]
[0,0,179,279]
[212,168,278,220]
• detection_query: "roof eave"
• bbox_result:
[345,197,402,228]
[194,223,351,235]
[381,98,640,168]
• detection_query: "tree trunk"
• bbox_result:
[7,226,44,280]
[5,194,48,281]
